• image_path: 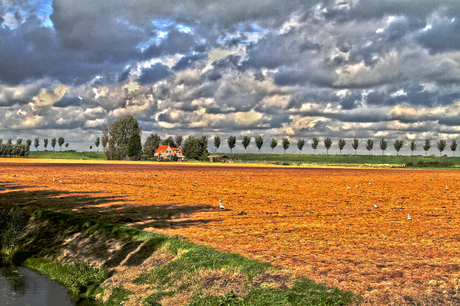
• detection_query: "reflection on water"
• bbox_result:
[0,262,98,306]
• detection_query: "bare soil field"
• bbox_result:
[1,159,460,305]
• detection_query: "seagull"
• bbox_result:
[446,186,449,190]
[247,176,250,179]
[53,178,56,181]
[219,200,226,209]
[347,186,351,190]
[59,180,63,183]
[369,182,372,185]
[195,181,197,184]
[355,185,359,188]
[407,214,412,220]
[374,204,378,209]
[146,175,148,177]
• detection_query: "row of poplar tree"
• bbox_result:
[0,137,69,157]
[212,136,458,157]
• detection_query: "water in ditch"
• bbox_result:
[0,264,98,306]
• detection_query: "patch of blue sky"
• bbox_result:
[35,0,54,28]
[176,23,192,33]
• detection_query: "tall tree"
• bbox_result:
[270,138,277,153]
[143,134,162,158]
[282,138,290,154]
[65,143,69,151]
[201,135,208,147]
[0,139,2,144]
[106,115,141,160]
[324,137,332,155]
[7,139,12,145]
[351,138,359,156]
[175,135,183,148]
[34,138,39,151]
[242,136,251,153]
[26,139,32,147]
[311,137,319,154]
[451,140,457,157]
[214,136,221,153]
[437,139,447,156]
[423,139,431,156]
[410,140,417,156]
[394,139,404,156]
[51,137,57,151]
[95,137,100,152]
[366,139,374,155]
[338,139,346,155]
[380,138,388,156]
[44,138,49,150]
[227,136,236,154]
[127,132,142,158]
[255,136,264,154]
[182,136,208,160]
[101,125,109,152]
[58,137,65,151]
[16,138,23,145]
[90,145,93,151]
[162,136,176,148]
[297,139,305,154]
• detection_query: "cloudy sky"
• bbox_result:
[1,0,460,154]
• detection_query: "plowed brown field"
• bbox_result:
[1,159,460,305]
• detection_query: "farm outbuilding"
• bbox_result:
[208,155,229,162]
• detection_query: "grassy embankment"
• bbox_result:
[1,208,359,305]
[26,150,460,167]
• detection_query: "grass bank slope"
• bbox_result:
[7,209,358,305]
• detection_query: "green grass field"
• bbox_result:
[28,150,106,160]
[19,150,460,168]
[224,152,460,167]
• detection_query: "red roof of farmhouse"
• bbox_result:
[155,145,183,155]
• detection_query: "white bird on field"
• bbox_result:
[219,200,226,209]
[407,214,412,220]
[59,180,63,183]
[355,185,359,188]
[347,186,351,190]
[374,204,378,209]
[53,178,56,181]
[446,186,449,190]
[369,182,372,185]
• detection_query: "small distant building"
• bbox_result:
[208,155,229,162]
[155,145,185,161]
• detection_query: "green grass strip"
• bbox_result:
[21,256,107,299]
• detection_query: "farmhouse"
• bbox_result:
[154,145,185,161]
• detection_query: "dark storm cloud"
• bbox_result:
[340,91,362,110]
[173,54,206,71]
[417,19,460,54]
[53,97,83,107]
[333,0,460,22]
[137,63,172,85]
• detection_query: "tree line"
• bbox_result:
[0,137,70,157]
[217,136,457,157]
[99,116,459,161]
